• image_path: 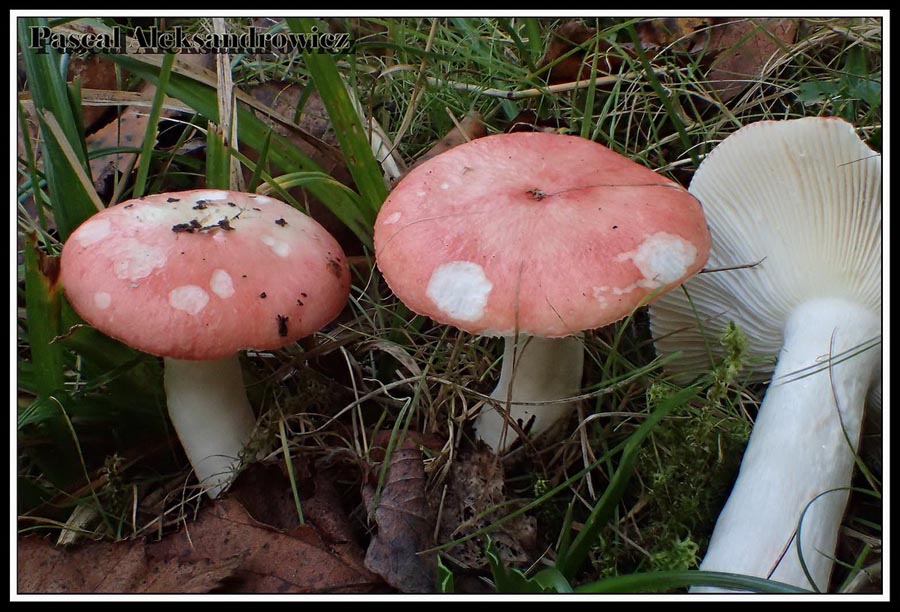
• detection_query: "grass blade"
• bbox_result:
[18,247,86,489]
[485,537,551,593]
[17,101,49,232]
[532,567,575,593]
[133,51,175,198]
[437,556,455,593]
[109,53,375,246]
[30,106,102,239]
[521,18,545,62]
[246,128,273,193]
[38,111,105,213]
[278,418,305,525]
[58,304,164,403]
[18,18,86,163]
[625,24,700,168]
[555,385,700,579]
[22,234,64,397]
[287,17,388,215]
[575,569,812,594]
[19,18,100,240]
[204,121,231,190]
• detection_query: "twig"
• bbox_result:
[424,68,672,100]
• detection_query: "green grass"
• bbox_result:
[16,15,882,594]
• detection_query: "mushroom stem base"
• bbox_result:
[693,297,881,592]
[164,355,257,499]
[474,334,584,452]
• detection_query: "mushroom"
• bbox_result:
[61,189,351,498]
[648,117,882,591]
[374,132,711,451]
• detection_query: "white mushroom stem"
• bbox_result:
[694,297,881,592]
[163,355,257,499]
[474,334,584,452]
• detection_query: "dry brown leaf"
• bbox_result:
[636,17,714,52]
[412,111,486,168]
[230,461,307,532]
[363,436,437,593]
[433,445,537,571]
[16,535,240,594]
[537,21,633,85]
[229,458,360,546]
[18,471,382,595]
[248,81,345,169]
[68,56,121,132]
[538,21,599,84]
[16,110,41,204]
[86,105,146,195]
[86,82,184,198]
[247,82,361,254]
[135,553,246,593]
[150,497,381,593]
[393,111,487,183]
[706,18,799,102]
[83,56,216,200]
[298,468,361,546]
[505,110,568,134]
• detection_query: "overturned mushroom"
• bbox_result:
[374,132,710,451]
[649,117,882,591]
[61,190,350,498]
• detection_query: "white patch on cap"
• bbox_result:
[426,261,492,322]
[592,287,609,305]
[113,240,167,282]
[416,190,427,197]
[209,269,235,299]
[192,190,229,201]
[383,211,402,225]
[260,235,290,257]
[616,232,697,288]
[252,195,275,205]
[439,182,450,190]
[133,205,178,225]
[93,292,112,309]
[168,285,209,315]
[74,218,112,247]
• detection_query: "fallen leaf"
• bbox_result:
[706,18,799,102]
[433,445,537,572]
[82,49,215,199]
[505,110,568,134]
[538,21,598,84]
[298,468,361,546]
[149,497,381,593]
[247,82,361,254]
[363,436,437,593]
[230,458,360,545]
[230,461,307,532]
[16,535,240,594]
[411,111,486,168]
[537,21,631,85]
[18,473,382,594]
[86,105,146,195]
[68,55,121,132]
[135,553,246,593]
[636,17,714,52]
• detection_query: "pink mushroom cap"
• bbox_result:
[61,189,351,360]
[374,132,711,337]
